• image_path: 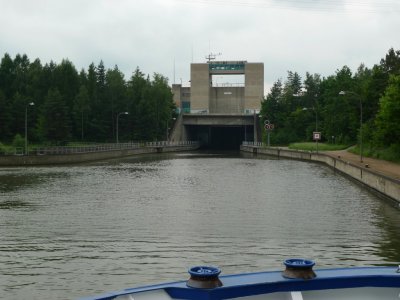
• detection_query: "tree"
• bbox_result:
[260,79,283,124]
[12,54,30,96]
[319,66,358,144]
[38,88,71,144]
[374,75,400,146]
[0,53,15,99]
[282,71,302,112]
[303,72,321,108]
[26,58,46,107]
[106,66,127,140]
[380,48,400,75]
[151,73,175,140]
[9,92,29,137]
[90,60,110,140]
[0,89,11,140]
[53,59,79,110]
[127,67,147,140]
[73,85,90,140]
[85,63,100,140]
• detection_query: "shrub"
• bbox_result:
[12,134,25,148]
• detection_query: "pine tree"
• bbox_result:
[38,88,71,144]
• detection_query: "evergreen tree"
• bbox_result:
[380,48,400,75]
[127,67,147,140]
[26,58,45,107]
[9,92,30,137]
[85,63,99,140]
[12,54,30,96]
[282,71,302,112]
[73,85,90,140]
[0,89,11,140]
[38,88,71,144]
[106,66,127,140]
[0,53,15,99]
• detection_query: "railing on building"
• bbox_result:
[242,141,264,147]
[0,141,199,156]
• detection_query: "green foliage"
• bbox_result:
[12,134,25,148]
[0,142,7,154]
[260,48,400,162]
[0,48,399,154]
[38,88,71,144]
[374,144,400,163]
[73,85,90,140]
[349,143,400,163]
[0,53,176,144]
[0,89,11,139]
[289,142,349,151]
[373,74,400,146]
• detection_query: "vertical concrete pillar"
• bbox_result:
[244,63,264,112]
[190,64,210,113]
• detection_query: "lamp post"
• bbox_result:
[166,117,176,141]
[339,91,363,162]
[302,107,318,132]
[116,112,129,144]
[25,102,34,155]
[302,107,318,152]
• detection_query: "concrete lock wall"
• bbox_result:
[209,86,244,114]
[0,145,199,166]
[241,145,400,204]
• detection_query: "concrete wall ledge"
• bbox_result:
[241,145,400,204]
[0,145,199,166]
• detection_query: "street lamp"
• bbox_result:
[339,90,363,162]
[302,107,319,152]
[293,91,319,131]
[166,117,176,140]
[25,102,34,155]
[302,107,318,132]
[116,112,129,144]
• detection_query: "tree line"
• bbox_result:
[0,54,176,146]
[260,48,400,160]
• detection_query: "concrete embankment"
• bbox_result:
[0,145,199,166]
[241,145,400,204]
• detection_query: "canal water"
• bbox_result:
[0,151,399,300]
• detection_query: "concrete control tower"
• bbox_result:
[173,61,263,114]
[171,60,264,148]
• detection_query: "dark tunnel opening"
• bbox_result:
[186,125,254,150]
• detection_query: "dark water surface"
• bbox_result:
[0,151,399,300]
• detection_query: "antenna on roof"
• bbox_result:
[205,52,222,62]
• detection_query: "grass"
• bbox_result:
[349,144,400,164]
[290,142,400,163]
[288,142,350,151]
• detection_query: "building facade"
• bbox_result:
[172,61,264,114]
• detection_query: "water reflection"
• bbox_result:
[0,199,33,210]
[374,200,400,264]
[0,174,42,192]
[0,171,69,192]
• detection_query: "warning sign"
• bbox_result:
[313,132,321,141]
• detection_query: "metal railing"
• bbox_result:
[242,141,264,147]
[0,141,199,156]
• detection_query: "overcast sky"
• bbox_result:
[1,0,400,93]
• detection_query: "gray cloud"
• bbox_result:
[1,0,399,93]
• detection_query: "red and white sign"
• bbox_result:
[313,132,321,141]
[264,124,274,131]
